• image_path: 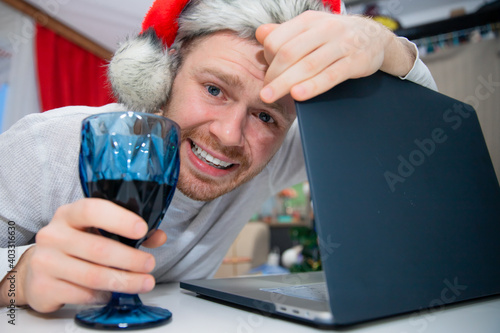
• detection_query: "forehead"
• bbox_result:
[178,32,296,119]
[182,31,268,79]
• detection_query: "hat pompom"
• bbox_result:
[108,29,171,113]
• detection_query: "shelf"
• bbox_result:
[395,2,500,40]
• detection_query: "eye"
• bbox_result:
[206,85,221,97]
[258,112,275,124]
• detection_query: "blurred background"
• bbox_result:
[1,0,498,277]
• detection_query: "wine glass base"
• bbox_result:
[75,303,172,330]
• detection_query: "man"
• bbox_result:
[0,0,436,313]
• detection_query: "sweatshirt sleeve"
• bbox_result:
[0,104,122,282]
[397,37,438,91]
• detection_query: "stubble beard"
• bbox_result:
[175,127,270,201]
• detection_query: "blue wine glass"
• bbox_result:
[75,112,180,330]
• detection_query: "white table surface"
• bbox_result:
[1,282,499,333]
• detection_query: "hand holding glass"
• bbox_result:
[76,112,180,329]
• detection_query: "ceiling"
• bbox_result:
[10,0,491,55]
[20,0,378,53]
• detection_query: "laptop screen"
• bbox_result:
[295,71,500,324]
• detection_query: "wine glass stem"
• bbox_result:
[109,292,143,310]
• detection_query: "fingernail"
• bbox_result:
[134,221,147,236]
[261,87,274,102]
[292,84,307,98]
[144,257,155,272]
[143,277,155,292]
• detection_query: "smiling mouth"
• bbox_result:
[191,141,234,170]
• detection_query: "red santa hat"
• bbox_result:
[108,0,344,113]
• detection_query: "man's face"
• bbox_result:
[164,32,296,201]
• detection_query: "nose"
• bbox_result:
[209,106,246,147]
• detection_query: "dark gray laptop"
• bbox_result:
[180,71,500,327]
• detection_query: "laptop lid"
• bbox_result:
[181,72,500,326]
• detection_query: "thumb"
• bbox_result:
[141,229,167,248]
[255,23,279,45]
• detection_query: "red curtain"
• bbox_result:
[35,23,115,112]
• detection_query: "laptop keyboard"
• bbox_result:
[260,282,328,302]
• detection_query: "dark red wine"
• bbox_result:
[85,179,174,248]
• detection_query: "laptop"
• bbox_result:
[180,71,500,327]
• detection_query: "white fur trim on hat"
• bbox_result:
[108,0,343,113]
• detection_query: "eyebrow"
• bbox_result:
[197,67,244,89]
[195,67,291,121]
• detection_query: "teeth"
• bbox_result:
[191,142,233,169]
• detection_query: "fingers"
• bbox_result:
[255,23,277,48]
[290,57,354,101]
[25,245,155,312]
[26,275,110,313]
[36,225,156,273]
[257,12,334,102]
[21,198,161,313]
[31,247,155,294]
[261,41,340,102]
[54,198,148,240]
[258,20,317,84]
[257,12,394,103]
[142,229,167,248]
[36,198,157,277]
[18,246,110,313]
[263,31,331,83]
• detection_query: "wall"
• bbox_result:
[422,38,500,182]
